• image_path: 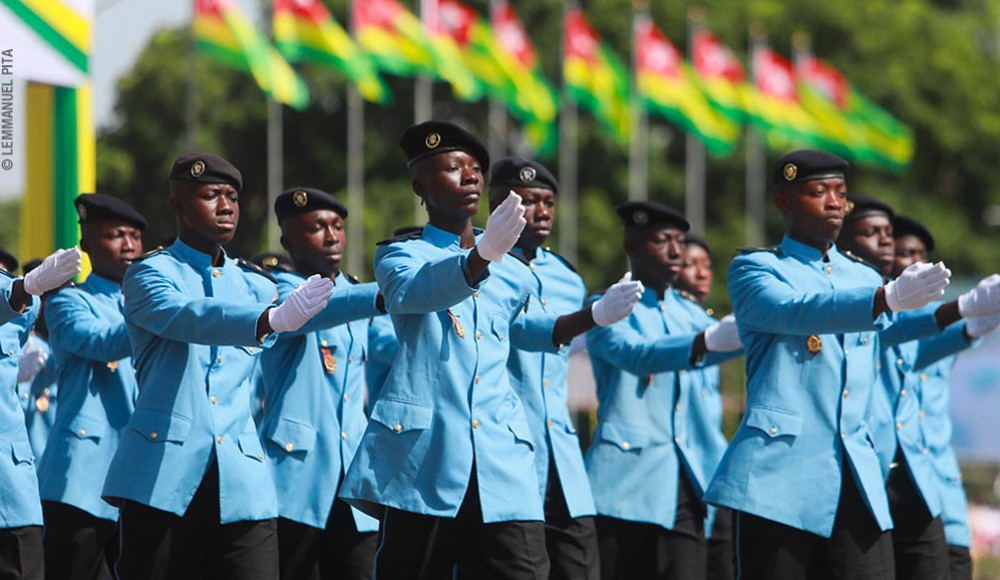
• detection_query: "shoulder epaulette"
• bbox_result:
[677,289,696,302]
[841,250,883,275]
[506,251,530,267]
[237,258,278,284]
[376,231,422,246]
[130,246,165,263]
[0,268,12,279]
[344,272,361,285]
[737,246,781,255]
[545,247,579,274]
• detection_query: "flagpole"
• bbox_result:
[264,0,283,252]
[187,1,198,150]
[559,1,579,263]
[487,0,507,163]
[684,6,707,233]
[347,0,366,277]
[415,0,434,223]
[745,24,767,248]
[627,2,649,202]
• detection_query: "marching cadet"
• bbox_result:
[585,202,742,580]
[37,194,146,580]
[892,215,997,580]
[0,246,82,579]
[486,156,599,580]
[101,153,334,579]
[837,199,1000,579]
[340,121,642,580]
[675,235,735,580]
[704,150,951,579]
[259,187,385,580]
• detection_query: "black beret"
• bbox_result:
[274,187,349,223]
[399,120,490,171]
[844,194,895,223]
[615,201,690,232]
[772,149,848,190]
[683,233,712,256]
[74,193,147,230]
[169,152,243,192]
[251,252,294,273]
[489,156,558,193]
[392,225,424,237]
[0,246,18,274]
[892,215,935,253]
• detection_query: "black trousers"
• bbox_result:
[113,462,279,580]
[947,544,972,580]
[542,461,599,580]
[0,526,43,580]
[885,451,948,580]
[277,499,377,580]
[734,463,894,580]
[42,501,116,580]
[595,472,706,580]
[707,507,735,580]
[375,470,549,580]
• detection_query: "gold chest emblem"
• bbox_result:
[321,347,337,374]
[806,335,822,355]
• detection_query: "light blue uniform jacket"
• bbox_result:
[0,273,44,527]
[364,314,396,406]
[38,274,137,520]
[705,237,892,538]
[103,241,278,523]
[340,224,560,523]
[18,336,57,459]
[506,247,593,517]
[586,286,737,530]
[259,270,380,531]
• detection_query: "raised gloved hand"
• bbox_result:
[16,340,47,384]
[958,274,1000,318]
[23,247,82,296]
[884,261,951,312]
[703,313,743,352]
[475,191,526,263]
[591,272,644,326]
[268,274,334,333]
[966,313,1000,339]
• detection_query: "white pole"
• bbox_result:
[559,1,579,263]
[628,5,649,202]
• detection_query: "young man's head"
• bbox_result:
[771,150,849,250]
[677,235,712,304]
[275,187,350,278]
[74,193,147,283]
[488,156,559,252]
[168,153,243,252]
[836,194,896,277]
[891,215,934,279]
[616,201,690,290]
[400,121,490,224]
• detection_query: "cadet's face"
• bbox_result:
[892,234,927,279]
[630,225,686,285]
[514,187,555,249]
[413,151,483,220]
[173,183,240,245]
[838,215,894,277]
[776,177,847,249]
[281,209,345,278]
[82,220,143,282]
[678,244,712,303]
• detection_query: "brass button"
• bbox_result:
[675,403,681,412]
[660,304,666,312]
[529,263,536,270]
[247,347,255,354]
[257,453,264,459]
[900,389,907,397]
[216,435,224,444]
[348,356,353,363]
[212,269,221,278]
[285,442,294,452]
[540,298,547,306]
[472,419,480,429]
[897,358,904,366]
[843,390,849,399]
[862,338,870,344]
[841,433,847,440]
[217,356,223,364]
[78,428,86,436]
[844,349,849,356]
[547,420,554,429]
[674,436,682,443]
[341,432,347,440]
[321,339,328,347]
[210,395,218,405]
[923,447,930,454]
[895,422,903,431]
[919,410,926,419]
[150,432,158,440]
[769,426,778,435]
[474,291,480,297]
[920,373,927,382]
[476,331,482,340]
[474,375,480,384]
[621,441,631,450]
[394,423,402,432]
[343,394,349,402]
[825,266,833,274]
[543,380,550,388]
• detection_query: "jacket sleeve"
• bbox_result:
[123,261,268,346]
[586,320,709,376]
[728,255,888,336]
[509,303,561,354]
[0,275,27,325]
[915,322,972,370]
[879,304,941,348]
[375,244,483,315]
[280,280,382,337]
[45,289,131,361]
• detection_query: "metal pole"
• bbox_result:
[559,1,578,264]
[487,0,508,163]
[346,0,366,278]
[745,27,767,247]
[684,6,707,232]
[415,0,434,224]
[264,1,282,252]
[186,6,198,151]
[628,4,648,201]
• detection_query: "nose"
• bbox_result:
[122,235,136,252]
[217,195,234,214]
[535,203,552,222]
[668,239,682,258]
[460,166,481,185]
[826,193,844,210]
[324,226,340,246]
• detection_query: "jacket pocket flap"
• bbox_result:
[267,418,317,453]
[370,399,433,433]
[745,406,803,438]
[599,423,649,451]
[65,416,106,440]
[238,432,265,461]
[507,419,535,450]
[129,409,192,443]
[10,439,33,464]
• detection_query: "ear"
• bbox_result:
[279,233,293,256]
[773,190,790,215]
[623,235,637,257]
[169,195,183,220]
[411,178,426,205]
[79,237,91,254]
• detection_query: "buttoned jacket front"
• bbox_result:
[364,314,396,405]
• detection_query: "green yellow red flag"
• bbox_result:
[690,29,750,124]
[563,7,630,144]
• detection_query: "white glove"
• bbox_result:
[23,247,82,296]
[268,274,335,333]
[703,313,742,352]
[476,191,526,262]
[966,313,1000,338]
[958,274,1000,318]
[591,272,644,326]
[16,340,47,384]
[884,261,951,312]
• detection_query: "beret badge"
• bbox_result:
[783,163,797,181]
[845,199,856,214]
[519,167,536,182]
[633,210,648,226]
[77,204,87,220]
[293,190,308,208]
[190,160,205,178]
[425,132,441,149]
